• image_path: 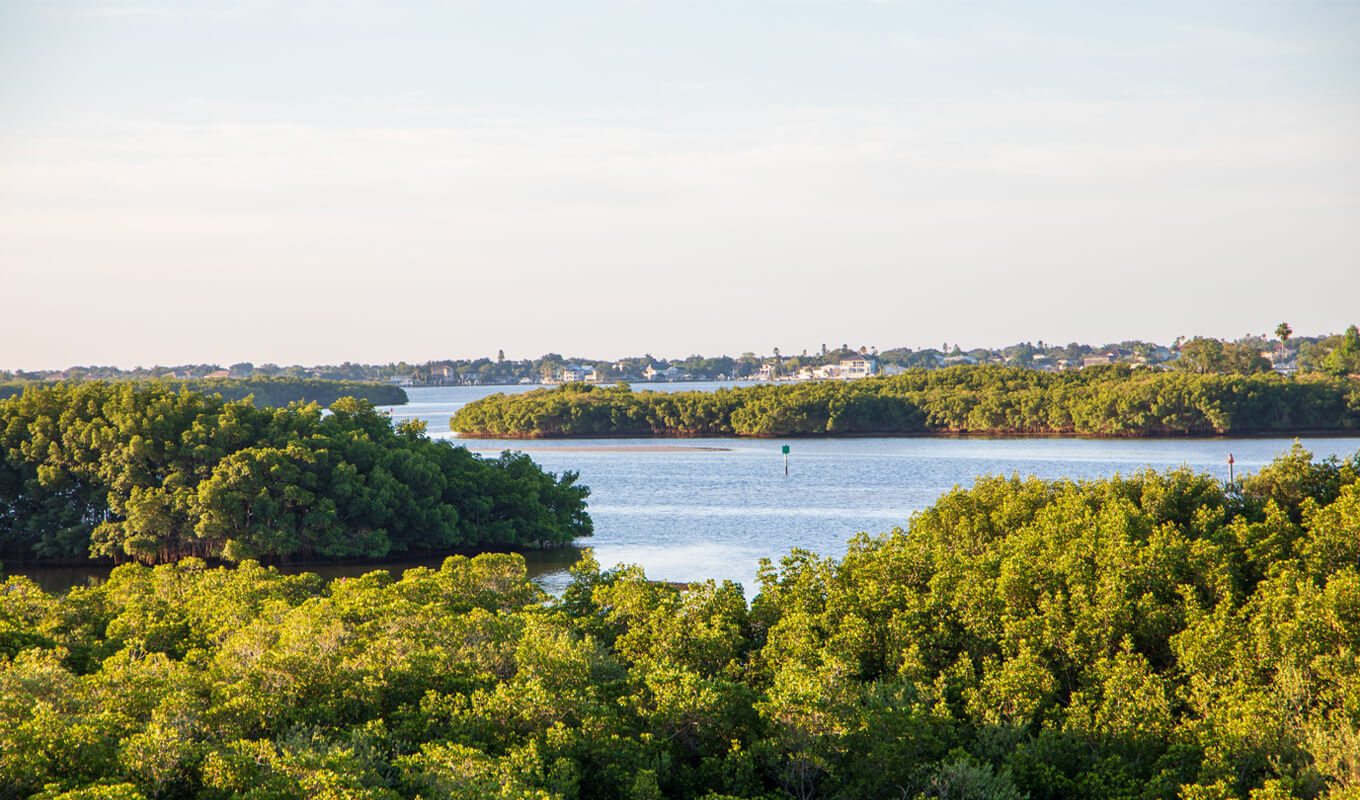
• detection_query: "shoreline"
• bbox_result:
[452,428,1360,442]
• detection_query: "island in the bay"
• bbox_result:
[452,364,1360,438]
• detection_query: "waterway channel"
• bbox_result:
[13,384,1360,596]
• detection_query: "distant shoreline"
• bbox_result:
[454,428,1360,441]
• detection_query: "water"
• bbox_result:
[394,387,1360,595]
[11,384,1358,596]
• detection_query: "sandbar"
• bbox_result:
[464,444,731,453]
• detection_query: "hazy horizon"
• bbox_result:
[3,1,1357,371]
[2,325,1348,374]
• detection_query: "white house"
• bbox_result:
[839,354,879,379]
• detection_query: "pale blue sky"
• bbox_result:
[2,0,1357,368]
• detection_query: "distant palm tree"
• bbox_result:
[1275,322,1293,360]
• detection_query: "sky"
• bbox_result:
[1,0,1357,370]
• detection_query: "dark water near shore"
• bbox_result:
[12,385,1359,596]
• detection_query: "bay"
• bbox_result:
[11,384,1359,597]
[390,386,1360,596]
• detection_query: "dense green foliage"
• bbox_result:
[0,378,407,408]
[451,366,1360,438]
[0,383,590,563]
[1,448,1357,799]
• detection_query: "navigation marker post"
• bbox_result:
[782,444,790,476]
[1228,453,1235,486]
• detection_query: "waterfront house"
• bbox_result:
[642,364,683,381]
[839,354,879,378]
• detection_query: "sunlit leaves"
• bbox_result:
[0,384,592,563]
[1,450,1358,799]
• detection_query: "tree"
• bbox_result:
[1173,337,1271,375]
[1275,322,1292,355]
[1321,325,1360,376]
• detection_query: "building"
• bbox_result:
[643,364,683,381]
[839,353,879,379]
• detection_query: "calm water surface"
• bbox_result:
[16,384,1359,596]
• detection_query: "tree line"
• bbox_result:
[10,323,1357,389]
[0,383,589,564]
[0,377,408,408]
[0,446,1357,798]
[450,365,1360,438]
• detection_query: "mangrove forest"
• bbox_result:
[450,366,1360,438]
[0,383,590,565]
[0,447,1357,798]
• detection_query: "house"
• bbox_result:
[797,365,835,381]
[1030,355,1059,373]
[205,369,230,379]
[561,364,588,383]
[1082,354,1114,368]
[583,366,599,382]
[839,353,878,379]
[643,364,683,381]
